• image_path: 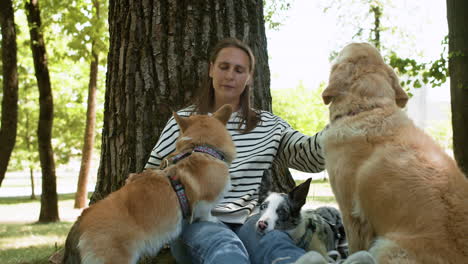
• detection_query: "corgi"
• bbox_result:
[63,104,236,264]
[256,174,348,262]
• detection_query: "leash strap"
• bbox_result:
[168,175,191,219]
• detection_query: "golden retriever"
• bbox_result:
[63,104,236,264]
[321,42,468,263]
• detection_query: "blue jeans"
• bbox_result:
[171,214,306,264]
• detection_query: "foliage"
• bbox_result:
[388,36,449,94]
[60,0,109,63]
[4,2,106,172]
[263,0,293,30]
[272,82,328,135]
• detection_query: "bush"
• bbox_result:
[272,82,328,134]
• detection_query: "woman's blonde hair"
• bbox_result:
[193,37,260,133]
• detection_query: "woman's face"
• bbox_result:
[209,47,252,108]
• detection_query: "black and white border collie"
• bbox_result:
[256,172,348,261]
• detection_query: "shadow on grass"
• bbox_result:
[0,222,73,240]
[0,192,93,205]
[0,243,62,264]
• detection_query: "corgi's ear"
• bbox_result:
[173,112,190,133]
[258,170,273,204]
[289,178,312,209]
[385,65,408,108]
[213,104,233,125]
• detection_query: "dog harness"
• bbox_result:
[167,174,191,219]
[160,145,226,170]
[163,145,227,219]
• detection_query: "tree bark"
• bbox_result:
[446,0,468,176]
[0,0,19,187]
[92,0,273,202]
[25,0,59,222]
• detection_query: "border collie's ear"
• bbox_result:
[258,170,273,204]
[213,104,233,125]
[289,178,312,208]
[173,112,190,133]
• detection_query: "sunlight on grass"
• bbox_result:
[0,222,71,264]
[0,223,72,250]
[0,195,76,264]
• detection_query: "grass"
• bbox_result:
[0,190,93,264]
[0,194,77,264]
[0,222,72,264]
[0,175,336,264]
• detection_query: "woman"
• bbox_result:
[145,38,328,264]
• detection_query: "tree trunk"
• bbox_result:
[370,3,382,50]
[92,0,272,202]
[0,0,19,187]
[25,109,36,199]
[74,47,99,209]
[30,167,36,199]
[446,0,468,176]
[25,0,59,222]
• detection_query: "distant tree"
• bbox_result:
[92,0,278,205]
[59,0,109,208]
[0,0,19,187]
[322,0,448,94]
[446,0,468,175]
[25,0,59,222]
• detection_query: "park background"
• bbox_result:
[0,0,462,263]
[1,0,451,198]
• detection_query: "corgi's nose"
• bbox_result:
[257,220,268,231]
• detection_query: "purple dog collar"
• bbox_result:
[193,145,226,161]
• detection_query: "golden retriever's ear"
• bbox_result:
[213,104,233,125]
[322,63,351,105]
[173,112,190,133]
[322,84,338,105]
[386,66,408,108]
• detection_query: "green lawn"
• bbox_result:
[0,178,335,264]
[0,221,72,264]
[0,194,76,264]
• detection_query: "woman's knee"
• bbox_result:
[181,221,231,245]
[180,221,249,263]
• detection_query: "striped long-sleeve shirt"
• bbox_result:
[145,107,326,224]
